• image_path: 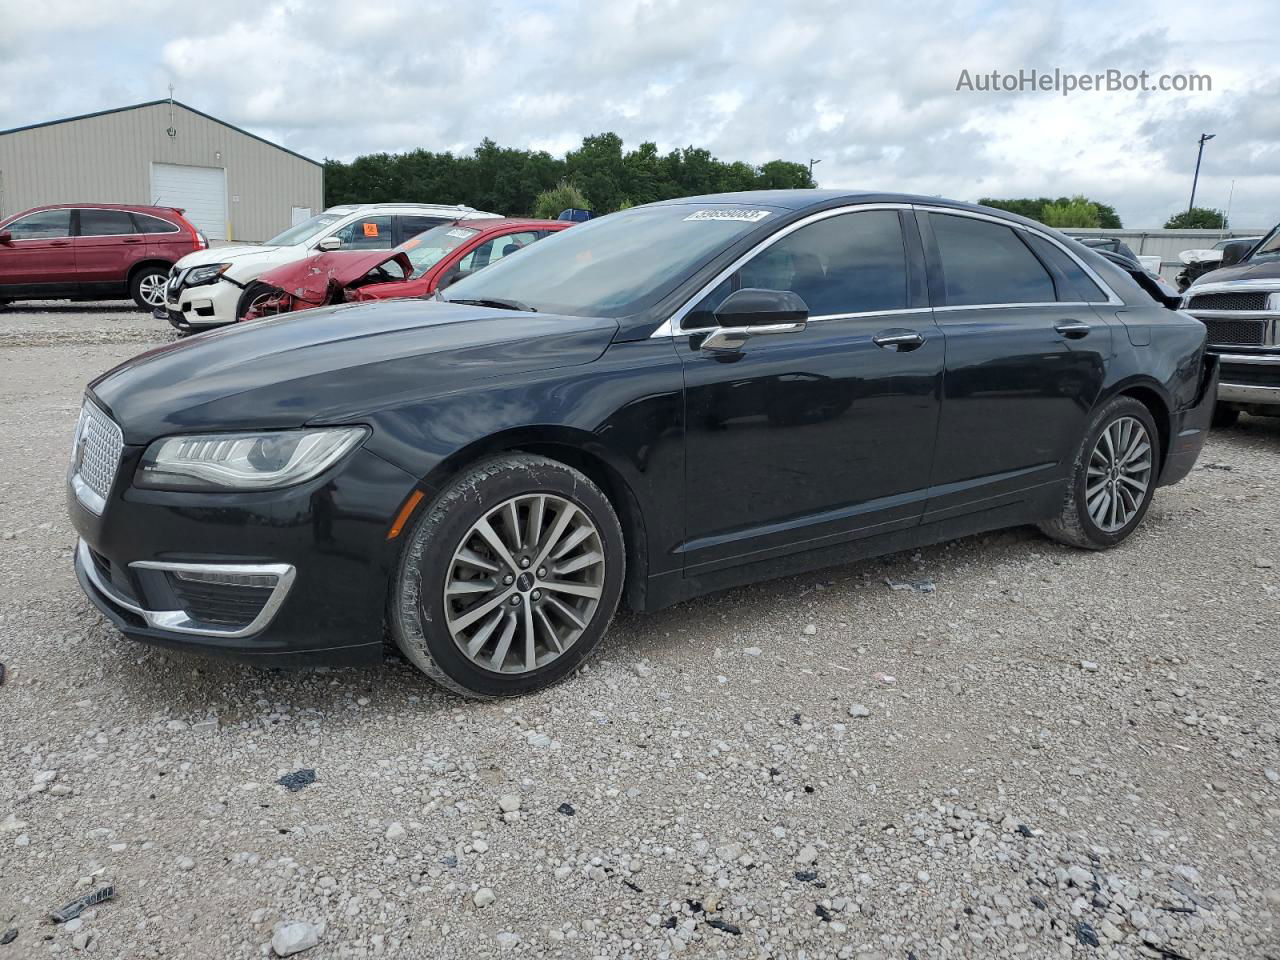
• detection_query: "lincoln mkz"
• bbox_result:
[69,191,1217,697]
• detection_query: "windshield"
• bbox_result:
[442,203,781,317]
[266,213,343,247]
[1251,227,1280,261]
[398,224,479,278]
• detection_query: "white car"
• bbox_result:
[160,203,501,330]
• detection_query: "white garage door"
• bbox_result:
[150,163,227,240]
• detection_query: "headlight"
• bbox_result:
[184,263,231,286]
[135,427,368,491]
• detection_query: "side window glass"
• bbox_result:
[330,216,393,250]
[7,209,71,239]
[133,214,179,234]
[456,233,540,274]
[930,214,1056,306]
[1023,233,1108,303]
[79,209,136,236]
[398,216,446,243]
[683,210,909,327]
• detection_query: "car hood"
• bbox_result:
[90,299,619,444]
[258,250,413,304]
[1191,259,1280,286]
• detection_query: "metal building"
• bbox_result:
[0,100,323,243]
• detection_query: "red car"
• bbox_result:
[0,203,206,310]
[241,218,571,320]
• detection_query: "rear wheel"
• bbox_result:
[1040,396,1159,550]
[390,455,626,698]
[129,266,169,310]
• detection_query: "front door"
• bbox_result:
[675,208,943,573]
[920,210,1114,520]
[0,208,76,297]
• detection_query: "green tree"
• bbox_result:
[1040,195,1102,228]
[533,180,591,220]
[1164,207,1227,230]
[980,196,1123,229]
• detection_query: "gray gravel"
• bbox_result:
[1,303,1278,959]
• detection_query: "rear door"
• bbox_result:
[0,208,76,297]
[73,208,144,292]
[920,210,1114,520]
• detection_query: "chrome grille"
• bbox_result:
[1188,291,1269,311]
[70,401,124,514]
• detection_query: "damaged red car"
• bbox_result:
[240,218,572,320]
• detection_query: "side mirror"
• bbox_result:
[702,288,808,354]
[0,231,12,244]
[713,288,808,327]
[316,236,342,252]
[1219,239,1253,267]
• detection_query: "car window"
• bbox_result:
[456,231,541,273]
[78,209,136,236]
[398,215,447,243]
[684,210,908,324]
[328,216,394,250]
[931,214,1056,306]
[6,209,71,239]
[133,213,180,234]
[1022,233,1108,303]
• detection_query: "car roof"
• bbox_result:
[646,189,1062,229]
[9,202,189,217]
[452,217,570,232]
[323,203,501,216]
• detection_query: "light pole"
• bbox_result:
[808,158,822,183]
[1188,133,1214,214]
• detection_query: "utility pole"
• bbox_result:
[808,158,822,183]
[1188,133,1214,214]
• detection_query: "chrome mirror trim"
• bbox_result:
[699,321,806,354]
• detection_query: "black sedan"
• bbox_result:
[68,190,1217,697]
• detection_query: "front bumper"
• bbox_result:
[69,443,422,667]
[159,275,244,329]
[1214,351,1280,407]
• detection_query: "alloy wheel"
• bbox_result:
[1086,415,1152,533]
[139,274,167,307]
[442,493,606,674]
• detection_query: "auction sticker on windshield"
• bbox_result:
[684,209,772,223]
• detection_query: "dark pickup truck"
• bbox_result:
[1181,226,1280,426]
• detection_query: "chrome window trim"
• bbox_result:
[78,539,296,638]
[914,205,1124,307]
[651,201,1124,338]
[651,202,915,338]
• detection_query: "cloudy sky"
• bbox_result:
[1,0,1277,228]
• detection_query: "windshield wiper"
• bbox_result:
[444,297,536,313]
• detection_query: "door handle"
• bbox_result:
[49,240,70,247]
[1054,320,1091,339]
[123,237,143,244]
[872,329,925,351]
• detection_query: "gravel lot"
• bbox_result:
[1,302,1278,960]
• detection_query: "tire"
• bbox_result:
[1039,396,1160,551]
[1211,404,1240,429]
[390,454,626,698]
[236,281,280,321]
[129,265,169,310]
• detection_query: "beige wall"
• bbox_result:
[0,102,323,242]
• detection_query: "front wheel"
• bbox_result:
[389,455,626,698]
[130,266,169,310]
[1040,396,1159,550]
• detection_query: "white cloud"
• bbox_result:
[0,0,1276,227]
